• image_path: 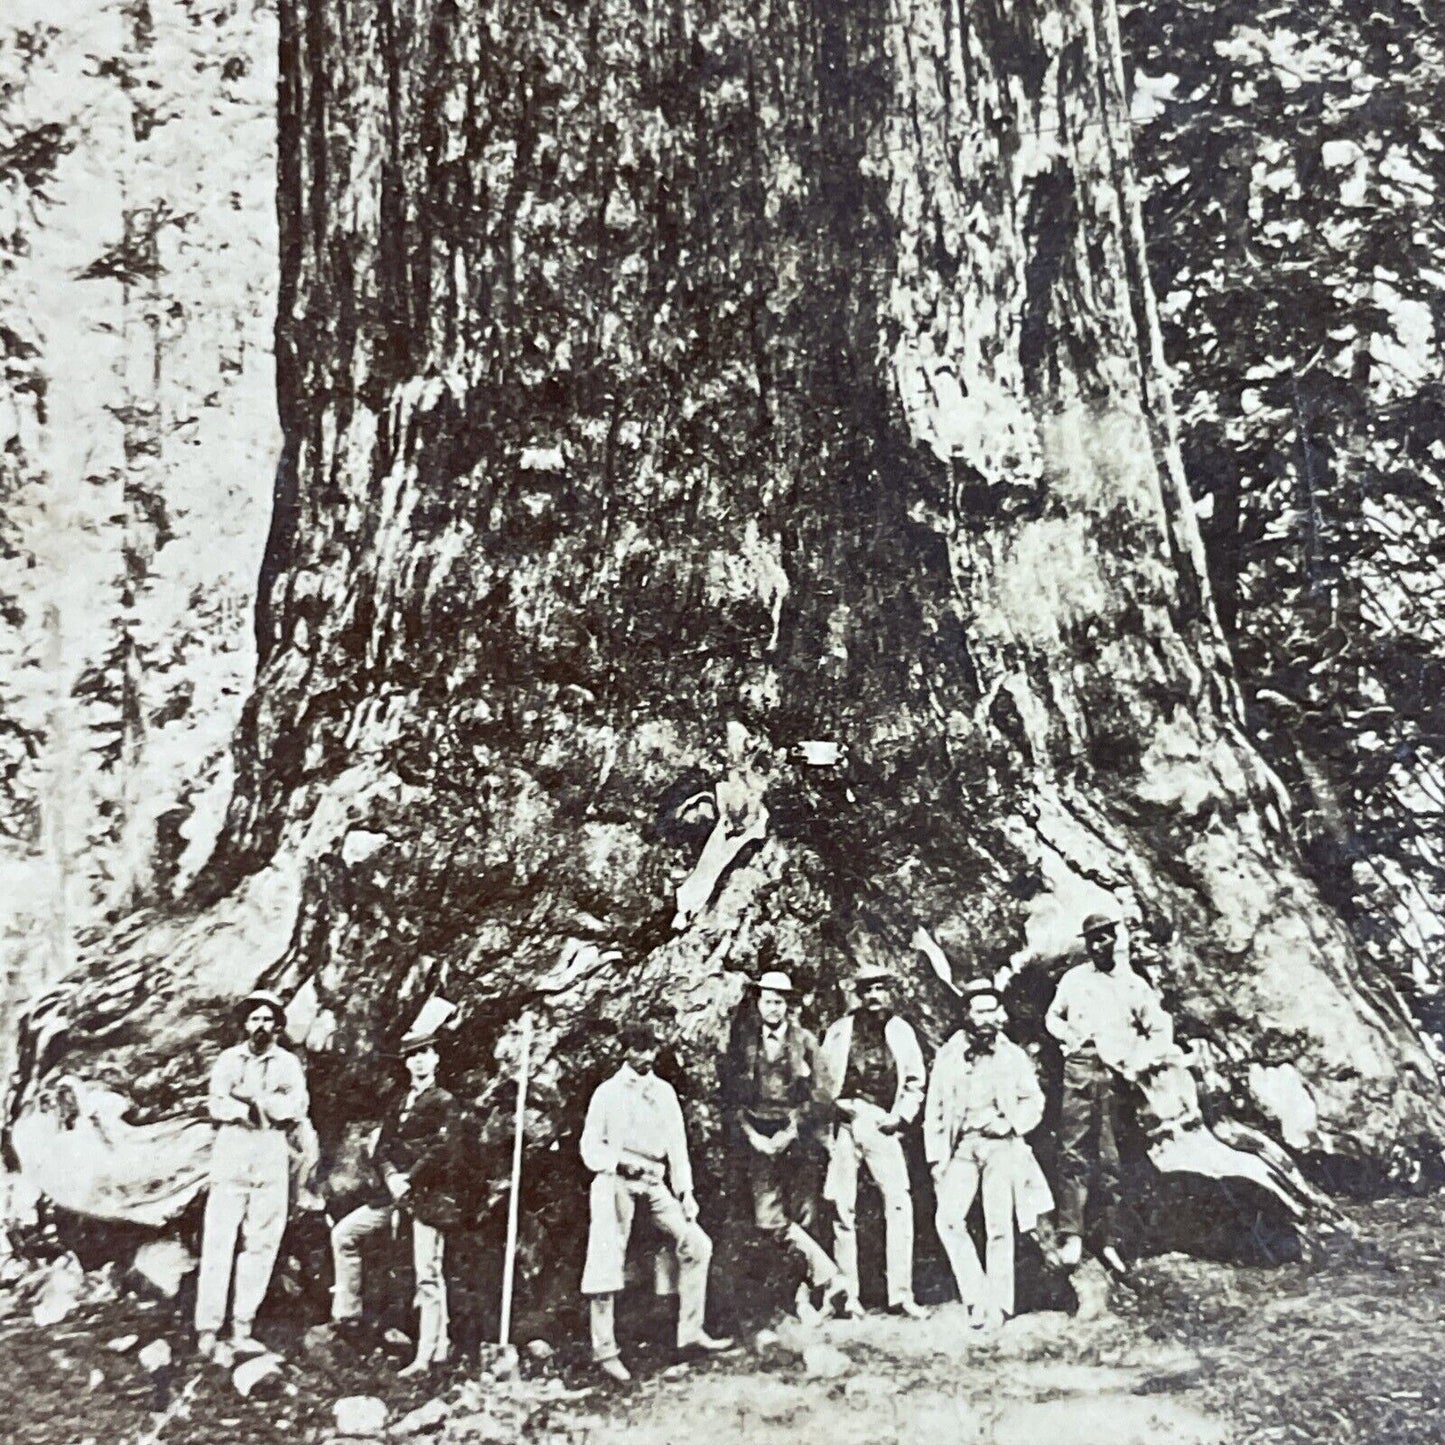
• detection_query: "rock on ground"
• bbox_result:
[390,1398,450,1436]
[335,1396,389,1437]
[138,1338,173,1372]
[233,1354,285,1399]
[131,1241,198,1300]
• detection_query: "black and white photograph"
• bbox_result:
[2,0,1444,1441]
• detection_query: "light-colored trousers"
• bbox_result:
[825,1105,914,1306]
[195,1174,288,1334]
[582,1173,711,1360]
[331,1204,447,1332]
[934,1136,1018,1317]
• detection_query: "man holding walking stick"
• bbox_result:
[579,1022,733,1382]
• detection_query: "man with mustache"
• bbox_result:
[819,961,927,1319]
[195,990,310,1360]
[926,979,1052,1330]
[1045,913,1169,1270]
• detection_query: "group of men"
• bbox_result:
[191,911,1172,1383]
[194,1002,464,1373]
[579,911,1172,1379]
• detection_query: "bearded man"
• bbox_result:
[925,980,1052,1329]
[195,990,309,1359]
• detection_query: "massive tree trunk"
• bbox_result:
[11,0,1441,1292]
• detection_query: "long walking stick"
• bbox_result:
[498,1010,533,1347]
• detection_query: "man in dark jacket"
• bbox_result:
[329,1024,464,1376]
[720,971,846,1318]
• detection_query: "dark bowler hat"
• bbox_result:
[961,978,1004,1005]
[388,995,458,1056]
[236,990,287,1027]
[394,1027,443,1058]
[1080,912,1119,938]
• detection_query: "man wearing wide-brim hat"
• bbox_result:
[817,961,927,1318]
[196,990,310,1360]
[1045,913,1170,1270]
[329,1019,466,1377]
[718,969,849,1320]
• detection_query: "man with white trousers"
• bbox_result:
[925,979,1053,1329]
[819,962,927,1318]
[195,990,309,1359]
[580,1022,733,1381]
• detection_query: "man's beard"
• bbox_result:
[247,1025,275,1048]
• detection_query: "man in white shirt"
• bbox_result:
[925,981,1052,1329]
[195,990,309,1359]
[580,1023,732,1382]
[818,963,927,1318]
[1045,914,1169,1268]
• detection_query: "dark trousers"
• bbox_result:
[1057,1052,1121,1240]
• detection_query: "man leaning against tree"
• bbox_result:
[1045,912,1169,1271]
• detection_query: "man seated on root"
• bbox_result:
[718,969,849,1322]
[819,961,928,1319]
[196,990,310,1361]
[329,1023,465,1377]
[580,1022,733,1382]
[925,979,1053,1331]
[1045,913,1169,1272]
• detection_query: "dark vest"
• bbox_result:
[723,1018,821,1130]
[841,1011,896,1111]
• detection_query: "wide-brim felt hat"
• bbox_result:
[389,995,458,1056]
[752,970,795,994]
[1080,912,1119,937]
[236,990,287,1026]
[393,1028,444,1058]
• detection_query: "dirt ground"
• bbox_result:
[4,1193,1445,1445]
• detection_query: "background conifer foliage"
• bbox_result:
[1123,0,1445,1026]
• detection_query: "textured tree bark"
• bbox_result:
[11,0,1441,1284]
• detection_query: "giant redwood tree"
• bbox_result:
[10,0,1443,1294]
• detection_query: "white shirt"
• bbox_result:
[207,1041,309,1185]
[923,1033,1044,1169]
[1045,964,1170,1072]
[580,1064,694,1196]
